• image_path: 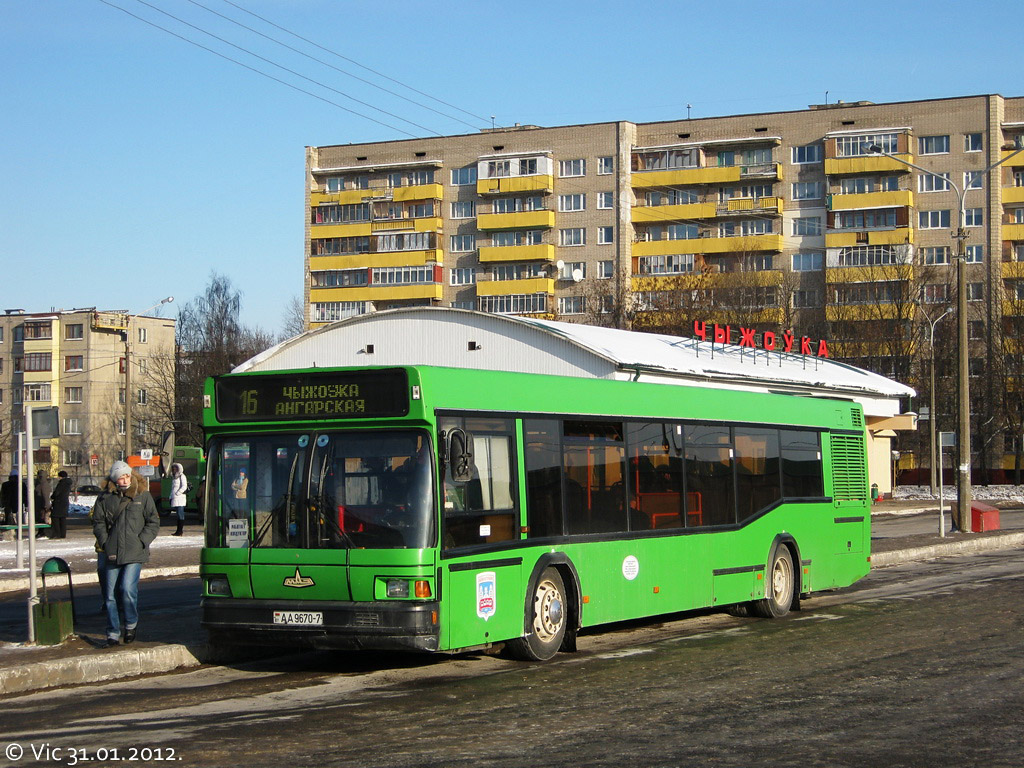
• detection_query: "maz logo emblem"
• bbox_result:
[283,568,315,588]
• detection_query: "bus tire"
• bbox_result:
[752,544,795,619]
[507,567,567,661]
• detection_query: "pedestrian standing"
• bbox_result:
[169,462,187,536]
[49,470,73,539]
[34,471,52,538]
[1,472,22,526]
[92,461,160,647]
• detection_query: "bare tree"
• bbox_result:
[280,295,307,340]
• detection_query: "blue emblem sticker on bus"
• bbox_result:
[476,571,497,621]
[297,435,309,448]
[317,434,330,447]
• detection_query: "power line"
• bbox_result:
[97,0,419,138]
[219,0,492,127]
[184,0,484,132]
[125,0,443,136]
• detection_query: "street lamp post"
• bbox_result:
[868,143,1024,532]
[926,307,954,496]
[124,297,173,460]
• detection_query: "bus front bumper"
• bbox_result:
[202,597,440,652]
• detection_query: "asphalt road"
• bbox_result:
[3,550,1023,768]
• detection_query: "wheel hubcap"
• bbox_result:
[533,579,564,642]
[772,557,792,603]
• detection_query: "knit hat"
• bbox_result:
[109,460,132,481]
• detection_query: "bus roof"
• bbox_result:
[235,308,914,420]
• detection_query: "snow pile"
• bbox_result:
[894,485,1024,503]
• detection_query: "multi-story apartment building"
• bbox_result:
[305,94,1024,481]
[0,309,175,486]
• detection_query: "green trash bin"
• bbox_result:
[34,557,76,645]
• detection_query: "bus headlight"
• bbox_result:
[386,579,410,598]
[207,576,231,597]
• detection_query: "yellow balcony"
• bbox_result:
[310,189,375,206]
[632,203,717,223]
[825,304,916,322]
[1002,261,1024,280]
[22,369,57,385]
[632,234,783,257]
[310,249,443,270]
[476,210,555,230]
[476,278,555,297]
[829,190,914,211]
[632,166,741,189]
[1002,150,1024,167]
[825,228,914,248]
[476,174,554,196]
[23,337,57,354]
[720,196,784,215]
[630,269,783,292]
[478,243,555,263]
[1003,300,1024,317]
[370,217,443,233]
[311,222,372,239]
[1003,187,1024,205]
[825,265,914,284]
[392,183,443,202]
[310,284,443,303]
[824,154,914,176]
[1003,224,1024,241]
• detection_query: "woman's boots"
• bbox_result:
[173,518,184,536]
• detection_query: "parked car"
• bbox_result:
[76,484,102,495]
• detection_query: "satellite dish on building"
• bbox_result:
[555,260,565,271]
[571,268,584,283]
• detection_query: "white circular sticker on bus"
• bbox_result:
[622,555,640,581]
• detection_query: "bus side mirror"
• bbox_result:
[445,429,475,483]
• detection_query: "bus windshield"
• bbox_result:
[207,430,434,550]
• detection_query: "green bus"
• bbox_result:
[200,364,870,660]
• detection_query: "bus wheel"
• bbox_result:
[507,567,567,661]
[752,545,795,619]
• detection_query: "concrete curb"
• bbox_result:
[0,643,210,696]
[2,534,1023,697]
[870,531,1024,567]
[0,566,198,595]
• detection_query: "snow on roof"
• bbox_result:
[236,308,914,413]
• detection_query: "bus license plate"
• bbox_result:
[273,611,323,626]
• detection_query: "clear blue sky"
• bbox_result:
[2,0,1019,334]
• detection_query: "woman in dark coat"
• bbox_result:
[49,470,73,539]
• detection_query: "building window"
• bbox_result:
[558,194,586,212]
[63,418,81,435]
[835,133,898,157]
[311,269,369,288]
[791,144,823,164]
[792,252,823,271]
[451,300,475,310]
[598,226,614,245]
[965,245,984,263]
[451,201,476,219]
[558,296,585,315]
[493,230,542,247]
[559,159,586,178]
[450,234,477,252]
[637,254,694,275]
[493,196,543,213]
[597,191,614,209]
[63,450,82,467]
[840,176,899,194]
[792,182,824,200]
[559,228,585,246]
[450,268,477,286]
[371,266,437,285]
[493,264,545,281]
[65,387,83,403]
[919,210,951,229]
[65,323,83,340]
[967,282,983,301]
[598,260,614,279]
[558,262,587,280]
[451,167,477,186]
[24,321,52,340]
[922,284,949,303]
[965,133,983,152]
[918,173,950,193]
[792,216,822,236]
[477,293,549,315]
[137,389,148,405]
[311,302,372,323]
[598,156,614,175]
[633,148,699,171]
[921,246,951,265]
[793,289,821,308]
[25,383,51,402]
[919,135,950,155]
[964,171,984,190]
[313,203,370,224]
[968,321,984,340]
[965,208,983,227]
[64,355,84,372]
